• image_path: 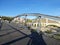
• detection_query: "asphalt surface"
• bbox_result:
[0,21,60,45]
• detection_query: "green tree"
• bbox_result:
[26,19,32,23]
[1,16,13,21]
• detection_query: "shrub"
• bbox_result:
[54,34,60,36]
[45,30,52,34]
[27,26,31,29]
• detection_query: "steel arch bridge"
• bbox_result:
[13,13,60,33]
[14,13,60,20]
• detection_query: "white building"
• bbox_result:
[12,17,25,23]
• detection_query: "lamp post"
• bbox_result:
[37,16,41,34]
[25,15,27,26]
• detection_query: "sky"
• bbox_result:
[0,0,60,17]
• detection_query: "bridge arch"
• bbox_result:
[12,13,60,32]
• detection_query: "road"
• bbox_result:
[0,21,60,45]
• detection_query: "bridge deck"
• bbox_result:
[0,22,60,45]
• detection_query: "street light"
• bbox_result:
[24,15,27,26]
[37,16,41,34]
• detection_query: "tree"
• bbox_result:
[1,16,13,21]
[26,19,32,23]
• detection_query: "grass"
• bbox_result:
[53,34,60,40]
[45,31,60,40]
[54,34,60,36]
[45,30,52,34]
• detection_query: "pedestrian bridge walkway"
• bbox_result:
[0,20,60,45]
[0,13,60,45]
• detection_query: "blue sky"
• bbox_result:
[0,0,60,17]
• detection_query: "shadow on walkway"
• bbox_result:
[2,24,46,45]
[0,31,16,37]
[2,24,31,45]
[27,30,47,45]
[7,24,29,36]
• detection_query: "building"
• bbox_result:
[12,17,25,23]
[31,18,60,27]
